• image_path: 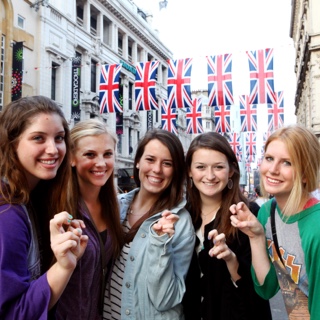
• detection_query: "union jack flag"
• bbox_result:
[207,54,234,107]
[239,94,258,132]
[135,61,159,111]
[228,132,242,162]
[167,58,193,109]
[245,132,256,162]
[245,161,252,173]
[267,91,284,132]
[214,105,231,133]
[185,97,204,134]
[99,64,122,113]
[261,131,271,156]
[247,48,276,104]
[161,99,178,134]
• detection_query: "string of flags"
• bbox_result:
[97,47,285,169]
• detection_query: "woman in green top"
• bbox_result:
[230,124,320,319]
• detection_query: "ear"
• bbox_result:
[136,163,139,169]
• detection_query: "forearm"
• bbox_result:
[249,235,271,284]
[46,263,75,309]
[226,252,241,282]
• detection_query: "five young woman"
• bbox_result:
[1,96,317,319]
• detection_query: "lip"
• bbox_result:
[266,176,282,185]
[38,158,59,166]
[147,175,163,184]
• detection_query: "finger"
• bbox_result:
[161,210,172,218]
[50,212,73,235]
[229,204,237,214]
[208,229,218,240]
[70,219,86,229]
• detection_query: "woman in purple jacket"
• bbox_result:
[0,96,88,319]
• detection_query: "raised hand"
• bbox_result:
[50,212,88,271]
[229,202,264,238]
[152,210,179,237]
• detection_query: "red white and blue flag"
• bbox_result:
[267,91,284,132]
[239,94,258,132]
[161,99,178,134]
[135,61,159,111]
[185,97,204,134]
[228,132,242,162]
[207,54,234,107]
[214,105,231,133]
[99,64,122,113]
[247,48,276,104]
[167,58,193,109]
[245,132,256,163]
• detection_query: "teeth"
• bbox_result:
[92,171,105,176]
[204,182,215,186]
[267,178,280,184]
[40,160,56,164]
[149,177,162,183]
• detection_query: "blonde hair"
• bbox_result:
[69,119,123,257]
[261,124,320,215]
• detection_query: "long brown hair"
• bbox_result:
[125,129,186,242]
[185,132,248,240]
[68,119,124,257]
[0,95,71,214]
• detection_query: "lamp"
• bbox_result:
[30,0,49,12]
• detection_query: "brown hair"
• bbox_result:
[185,132,248,240]
[125,129,186,242]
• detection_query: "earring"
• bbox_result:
[227,178,233,189]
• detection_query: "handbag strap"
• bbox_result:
[270,198,285,265]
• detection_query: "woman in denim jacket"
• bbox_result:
[103,129,195,320]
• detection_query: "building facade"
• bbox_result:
[1,0,200,176]
[290,0,320,137]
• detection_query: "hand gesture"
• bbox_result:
[152,210,179,237]
[208,229,233,261]
[50,212,88,271]
[229,202,264,238]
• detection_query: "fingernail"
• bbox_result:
[77,228,82,234]
[67,219,71,223]
[68,214,73,219]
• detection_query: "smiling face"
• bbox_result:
[136,139,173,196]
[71,133,115,192]
[189,148,232,201]
[15,112,66,190]
[260,139,294,205]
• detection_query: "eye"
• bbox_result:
[84,152,95,158]
[163,161,172,167]
[265,156,273,162]
[33,135,44,142]
[55,135,65,142]
[214,165,224,170]
[195,165,205,170]
[104,151,114,157]
[283,160,291,166]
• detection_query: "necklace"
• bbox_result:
[201,206,220,221]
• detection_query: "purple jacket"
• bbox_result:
[0,203,51,319]
[54,202,113,320]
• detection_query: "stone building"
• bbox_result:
[1,0,195,177]
[290,0,320,136]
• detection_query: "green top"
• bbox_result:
[251,200,320,319]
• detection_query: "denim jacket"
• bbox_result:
[118,189,195,319]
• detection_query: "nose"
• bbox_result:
[152,161,162,173]
[95,155,106,167]
[45,139,58,155]
[268,162,280,174]
[206,169,215,180]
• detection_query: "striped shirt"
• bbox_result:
[103,218,131,320]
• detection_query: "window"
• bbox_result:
[17,15,25,29]
[51,62,59,100]
[91,60,97,92]
[129,82,133,110]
